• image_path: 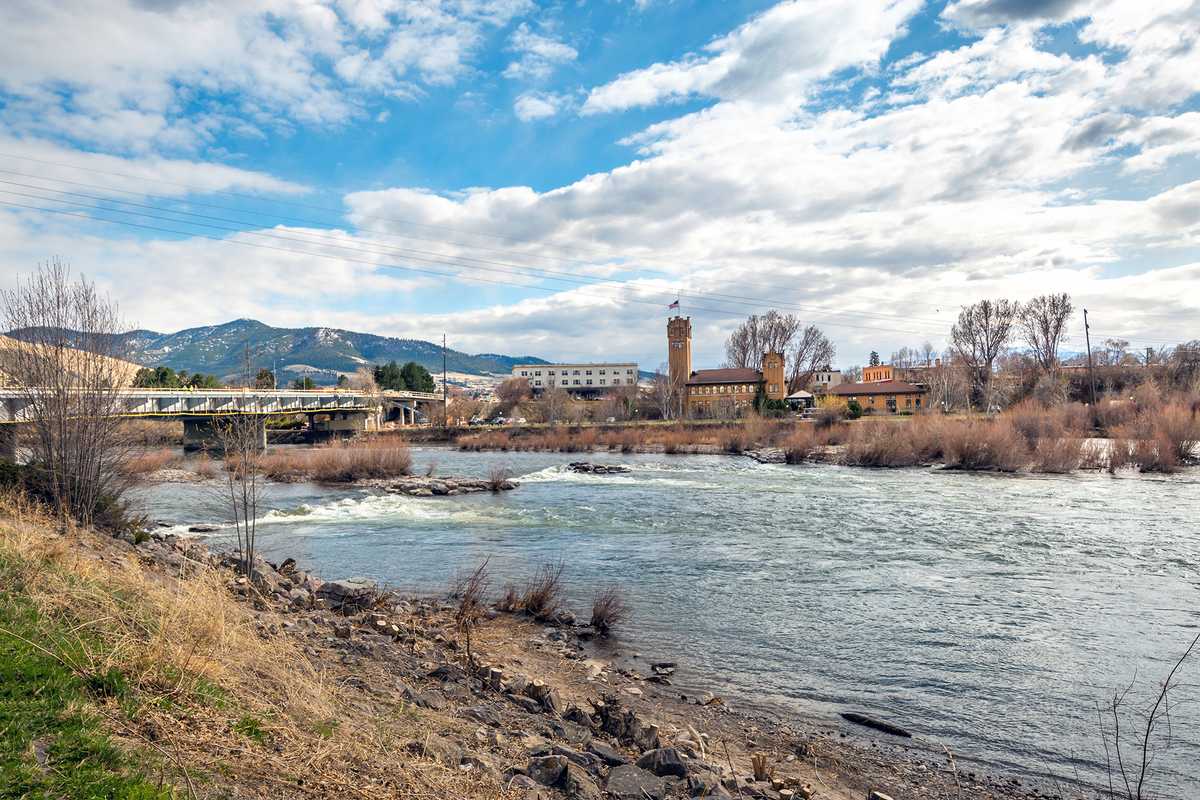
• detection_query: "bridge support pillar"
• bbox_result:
[0,425,16,463]
[183,417,266,454]
[310,411,370,440]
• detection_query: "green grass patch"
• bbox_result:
[231,715,267,745]
[0,576,174,799]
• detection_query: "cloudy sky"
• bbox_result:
[0,0,1197,369]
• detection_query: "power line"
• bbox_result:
[0,169,962,330]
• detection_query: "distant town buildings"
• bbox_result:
[667,316,786,416]
[810,368,843,391]
[512,362,638,399]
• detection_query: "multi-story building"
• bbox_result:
[512,362,639,399]
[809,368,843,391]
[824,363,927,414]
[667,316,787,416]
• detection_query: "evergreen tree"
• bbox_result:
[292,376,316,390]
[336,374,349,387]
[869,351,881,367]
[373,361,405,390]
[400,361,436,392]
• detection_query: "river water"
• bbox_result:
[131,448,1200,794]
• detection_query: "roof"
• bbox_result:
[687,367,762,386]
[827,379,926,396]
[786,390,814,399]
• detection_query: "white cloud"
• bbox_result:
[0,0,533,152]
[503,23,577,81]
[513,91,573,121]
[582,0,922,114]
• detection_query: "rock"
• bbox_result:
[510,695,544,714]
[507,775,538,791]
[556,609,577,626]
[278,557,297,574]
[635,747,689,778]
[527,755,568,786]
[428,663,468,683]
[409,734,463,766]
[333,622,353,639]
[562,762,603,800]
[867,793,896,800]
[605,764,666,800]
[461,705,502,727]
[586,739,628,766]
[409,487,434,497]
[548,745,596,768]
[840,712,912,738]
[622,686,643,698]
[187,524,220,533]
[316,578,379,613]
[401,686,446,710]
[567,462,632,475]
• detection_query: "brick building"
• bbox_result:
[667,316,786,416]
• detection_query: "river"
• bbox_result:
[130,447,1200,794]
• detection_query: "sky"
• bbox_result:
[0,0,1198,370]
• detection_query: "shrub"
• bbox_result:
[259,440,412,483]
[841,421,920,467]
[942,419,1029,472]
[521,561,565,622]
[590,585,630,637]
[845,400,863,419]
[1031,436,1084,474]
[496,583,520,612]
[486,463,512,492]
[782,427,819,464]
[1155,404,1200,464]
[120,448,181,476]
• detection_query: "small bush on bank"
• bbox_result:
[1031,436,1084,473]
[590,585,630,637]
[259,440,412,483]
[841,421,921,467]
[521,561,565,622]
[942,419,1029,472]
[782,428,820,464]
[120,448,181,476]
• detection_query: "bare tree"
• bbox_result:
[1098,633,1199,800]
[649,364,677,420]
[214,351,267,578]
[1020,293,1074,374]
[539,385,569,424]
[950,299,1019,411]
[724,310,801,371]
[788,325,835,392]
[348,365,378,391]
[452,559,490,668]
[0,260,136,529]
[495,376,531,412]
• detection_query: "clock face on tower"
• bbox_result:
[672,341,683,349]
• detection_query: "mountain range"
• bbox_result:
[109,319,547,384]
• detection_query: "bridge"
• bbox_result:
[0,388,443,457]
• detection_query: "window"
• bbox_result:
[586,370,592,376]
[534,380,542,386]
[520,371,527,377]
[535,371,542,377]
[573,370,580,376]
[627,369,634,374]
[562,380,568,386]
[599,369,606,375]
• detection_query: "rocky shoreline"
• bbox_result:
[123,529,1085,800]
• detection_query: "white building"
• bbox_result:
[512,363,639,398]
[810,368,843,392]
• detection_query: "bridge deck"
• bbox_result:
[0,389,440,424]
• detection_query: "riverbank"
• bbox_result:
[1,494,1087,800]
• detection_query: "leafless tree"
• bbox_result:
[495,376,531,412]
[452,559,490,668]
[950,299,1019,411]
[0,259,137,529]
[724,310,801,371]
[213,350,267,578]
[788,325,835,392]
[1020,293,1074,374]
[649,364,678,420]
[539,385,570,424]
[348,365,378,392]
[1097,632,1199,800]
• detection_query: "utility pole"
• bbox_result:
[1083,308,1098,407]
[442,333,448,435]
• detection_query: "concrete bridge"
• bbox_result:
[0,388,442,457]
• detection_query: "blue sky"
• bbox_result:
[1,0,1198,370]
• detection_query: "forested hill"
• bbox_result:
[94,319,546,383]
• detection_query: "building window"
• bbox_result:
[573,370,580,376]
[535,371,541,376]
[574,380,580,385]
[520,371,527,377]
[534,380,542,386]
[562,380,568,386]
[599,369,606,375]
[586,380,593,385]
[627,369,633,374]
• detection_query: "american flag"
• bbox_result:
[667,299,680,309]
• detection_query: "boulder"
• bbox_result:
[561,762,603,800]
[316,578,378,613]
[586,739,628,766]
[636,747,689,778]
[408,734,462,766]
[605,764,666,800]
[527,755,568,786]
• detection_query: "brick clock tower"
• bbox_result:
[667,316,692,407]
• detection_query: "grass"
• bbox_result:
[521,561,565,622]
[258,439,413,483]
[0,490,506,799]
[590,586,630,637]
[120,448,183,476]
[0,574,173,799]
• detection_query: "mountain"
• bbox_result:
[106,319,547,384]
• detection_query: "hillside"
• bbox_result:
[13,320,549,384]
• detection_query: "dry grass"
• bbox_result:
[259,439,412,483]
[782,427,821,464]
[0,492,511,800]
[589,585,630,637]
[520,561,565,622]
[120,447,182,475]
[1030,436,1085,474]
